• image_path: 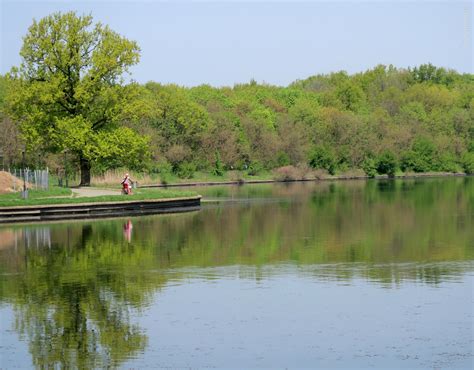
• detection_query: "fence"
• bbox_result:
[9,168,49,191]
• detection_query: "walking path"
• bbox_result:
[71,187,120,197]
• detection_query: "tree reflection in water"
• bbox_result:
[0,224,152,368]
[0,177,472,367]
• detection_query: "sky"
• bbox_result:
[0,0,472,86]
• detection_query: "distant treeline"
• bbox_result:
[1,63,473,178]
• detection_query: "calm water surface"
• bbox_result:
[0,178,473,368]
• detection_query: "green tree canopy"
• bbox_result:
[6,11,148,185]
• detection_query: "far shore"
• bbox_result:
[136,171,469,189]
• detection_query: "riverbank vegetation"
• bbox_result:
[0,12,472,186]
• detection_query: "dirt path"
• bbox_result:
[71,187,121,197]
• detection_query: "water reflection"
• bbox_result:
[0,224,149,368]
[0,177,473,368]
[123,219,133,243]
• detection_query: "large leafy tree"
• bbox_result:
[7,12,146,185]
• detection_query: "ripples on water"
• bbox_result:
[0,178,473,368]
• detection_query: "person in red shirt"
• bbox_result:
[121,173,133,195]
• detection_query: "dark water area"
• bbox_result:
[0,178,473,368]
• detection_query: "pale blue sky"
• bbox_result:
[1,1,472,86]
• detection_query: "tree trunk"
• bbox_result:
[79,156,91,186]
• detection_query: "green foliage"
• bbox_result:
[150,160,173,184]
[400,138,436,172]
[309,146,337,175]
[436,153,459,173]
[410,63,459,86]
[6,12,146,184]
[461,152,474,174]
[145,83,211,149]
[248,161,263,176]
[85,127,151,172]
[361,157,378,178]
[468,140,474,153]
[212,151,225,176]
[276,151,291,167]
[157,160,173,175]
[3,20,472,183]
[335,81,366,112]
[376,151,397,177]
[176,162,196,179]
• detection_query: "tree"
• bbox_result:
[335,81,366,112]
[7,12,144,185]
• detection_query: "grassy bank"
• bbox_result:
[80,169,274,187]
[0,188,197,207]
[86,168,468,187]
[0,187,72,201]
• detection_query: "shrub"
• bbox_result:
[166,144,191,172]
[462,152,474,174]
[312,169,328,180]
[376,151,397,177]
[309,146,337,175]
[273,166,301,181]
[176,162,196,179]
[156,161,173,185]
[400,138,436,172]
[212,151,225,176]
[157,160,173,174]
[296,163,312,180]
[361,157,377,178]
[336,148,351,172]
[276,151,291,167]
[437,153,458,173]
[248,161,263,176]
[400,150,423,172]
[468,140,474,153]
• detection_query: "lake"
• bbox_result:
[0,177,473,368]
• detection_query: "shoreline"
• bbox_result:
[138,172,469,189]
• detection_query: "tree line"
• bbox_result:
[0,12,473,184]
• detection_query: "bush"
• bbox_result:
[212,151,225,176]
[468,140,474,153]
[336,148,351,172]
[156,161,173,185]
[277,151,291,167]
[248,161,263,176]
[157,160,173,174]
[461,152,474,174]
[437,153,458,173]
[376,151,397,177]
[176,162,196,179]
[273,166,301,181]
[296,163,311,180]
[400,138,436,172]
[309,146,337,175]
[361,157,377,178]
[166,144,191,172]
[400,150,424,172]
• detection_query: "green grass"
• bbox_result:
[0,188,197,207]
[159,170,275,184]
[0,186,72,201]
